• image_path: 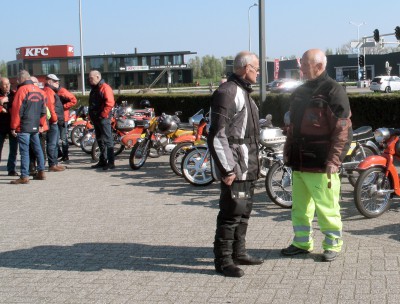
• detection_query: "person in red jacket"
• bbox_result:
[88,70,116,170]
[58,86,77,162]
[43,74,65,172]
[10,70,47,184]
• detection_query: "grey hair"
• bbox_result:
[18,70,31,82]
[233,51,258,72]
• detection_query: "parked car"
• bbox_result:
[370,76,400,93]
[269,78,303,93]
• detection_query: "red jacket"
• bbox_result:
[10,80,47,133]
[88,80,115,120]
[58,87,77,121]
[43,86,58,124]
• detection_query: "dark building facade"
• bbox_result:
[7,45,196,91]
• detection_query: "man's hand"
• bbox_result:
[10,130,17,137]
[0,96,8,105]
[326,163,339,174]
[222,173,236,186]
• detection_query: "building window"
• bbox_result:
[68,59,81,73]
[150,56,160,66]
[141,57,147,66]
[108,57,124,71]
[173,55,182,65]
[42,60,60,75]
[13,64,17,76]
[124,57,138,66]
[163,55,170,65]
[89,58,104,71]
[7,65,11,76]
[26,62,33,75]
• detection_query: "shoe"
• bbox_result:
[10,177,30,184]
[323,250,338,262]
[60,156,69,162]
[91,162,107,169]
[233,254,264,265]
[29,171,38,176]
[8,171,19,176]
[49,165,65,172]
[103,163,115,170]
[281,245,311,256]
[215,264,244,278]
[33,171,46,180]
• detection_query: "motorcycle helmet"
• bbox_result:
[140,99,151,109]
[157,114,178,134]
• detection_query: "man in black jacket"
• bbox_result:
[207,51,263,277]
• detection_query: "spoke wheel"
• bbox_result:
[129,139,150,170]
[265,162,292,208]
[181,146,214,186]
[354,167,392,218]
[169,142,193,176]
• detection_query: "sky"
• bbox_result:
[2,0,399,63]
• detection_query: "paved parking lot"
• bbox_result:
[1,142,400,303]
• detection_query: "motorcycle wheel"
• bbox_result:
[265,162,293,208]
[129,139,150,170]
[354,167,392,218]
[71,125,86,147]
[347,146,376,187]
[81,131,95,154]
[91,138,125,162]
[67,126,73,144]
[169,142,193,176]
[181,146,214,186]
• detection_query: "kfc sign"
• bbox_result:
[16,45,74,60]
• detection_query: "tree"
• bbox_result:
[0,60,7,77]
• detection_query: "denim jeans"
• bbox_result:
[58,122,68,158]
[46,123,59,167]
[17,132,44,178]
[0,130,18,172]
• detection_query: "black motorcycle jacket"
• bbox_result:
[207,73,260,181]
[283,71,352,172]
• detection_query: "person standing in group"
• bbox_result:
[0,77,18,176]
[88,70,115,170]
[58,85,77,162]
[281,49,352,262]
[43,74,65,172]
[9,70,47,184]
[207,51,263,278]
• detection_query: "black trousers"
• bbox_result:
[214,180,255,267]
[93,118,114,164]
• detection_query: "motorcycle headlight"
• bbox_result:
[374,128,390,144]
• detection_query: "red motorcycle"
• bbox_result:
[354,127,400,218]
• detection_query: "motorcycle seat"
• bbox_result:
[352,126,373,141]
[179,123,193,130]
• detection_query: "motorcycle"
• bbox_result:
[168,109,209,176]
[91,104,154,161]
[354,127,400,218]
[129,112,193,170]
[265,125,381,209]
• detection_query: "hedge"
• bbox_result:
[73,92,400,129]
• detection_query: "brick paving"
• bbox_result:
[1,141,400,303]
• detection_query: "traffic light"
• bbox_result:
[373,29,380,42]
[395,26,400,40]
[358,55,365,67]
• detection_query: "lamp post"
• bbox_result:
[349,21,366,81]
[248,3,258,51]
[79,0,85,95]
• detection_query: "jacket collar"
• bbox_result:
[91,79,105,89]
[228,73,253,93]
[17,79,34,89]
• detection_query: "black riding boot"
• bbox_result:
[232,221,264,265]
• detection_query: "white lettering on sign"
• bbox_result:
[24,47,49,57]
[68,46,74,53]
[16,49,21,55]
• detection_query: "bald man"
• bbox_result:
[282,49,352,262]
[88,70,115,170]
[0,77,18,175]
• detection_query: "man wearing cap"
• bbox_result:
[88,70,115,170]
[43,74,65,172]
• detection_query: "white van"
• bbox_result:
[370,76,400,93]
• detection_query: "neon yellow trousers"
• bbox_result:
[291,171,343,252]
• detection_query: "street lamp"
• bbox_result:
[248,3,258,51]
[79,0,85,95]
[349,21,366,81]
